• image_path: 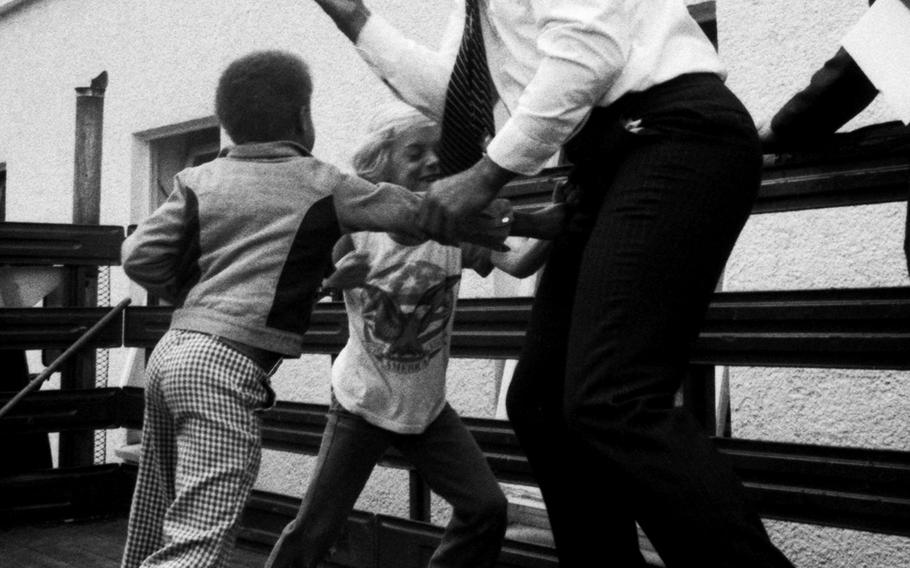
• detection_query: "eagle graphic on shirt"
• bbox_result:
[354,261,461,374]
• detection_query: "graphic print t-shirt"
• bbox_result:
[331,232,491,434]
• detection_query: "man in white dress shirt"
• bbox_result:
[312,1,795,566]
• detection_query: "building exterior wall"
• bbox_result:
[719,1,910,566]
[1,0,908,564]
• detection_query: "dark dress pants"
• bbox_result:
[506,74,795,568]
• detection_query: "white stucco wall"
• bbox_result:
[719,1,910,566]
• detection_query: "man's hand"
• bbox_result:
[455,198,512,251]
[313,0,370,41]
[419,155,516,245]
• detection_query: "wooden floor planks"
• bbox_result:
[0,516,268,568]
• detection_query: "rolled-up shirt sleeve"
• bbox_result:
[487,0,629,175]
[355,11,461,121]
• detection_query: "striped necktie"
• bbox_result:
[438,0,496,176]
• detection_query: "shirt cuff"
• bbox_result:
[486,118,563,176]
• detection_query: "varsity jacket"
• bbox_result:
[121,141,427,357]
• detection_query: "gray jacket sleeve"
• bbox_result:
[331,174,512,250]
[330,175,426,240]
[121,178,199,303]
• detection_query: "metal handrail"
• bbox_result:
[0,297,131,420]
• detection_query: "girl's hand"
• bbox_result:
[323,251,371,290]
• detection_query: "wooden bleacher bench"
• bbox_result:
[1,121,908,567]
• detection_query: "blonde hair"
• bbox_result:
[351,104,436,183]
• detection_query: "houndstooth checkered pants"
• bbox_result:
[121,329,274,568]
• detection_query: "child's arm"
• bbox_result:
[470,180,573,277]
[490,237,552,279]
[509,202,568,240]
[331,175,424,238]
[331,174,512,249]
[461,236,552,280]
[496,178,576,268]
[121,178,196,303]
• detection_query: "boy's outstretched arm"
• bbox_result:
[332,175,514,250]
[331,175,425,240]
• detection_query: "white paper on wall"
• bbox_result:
[0,266,63,307]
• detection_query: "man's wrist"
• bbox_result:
[475,154,517,198]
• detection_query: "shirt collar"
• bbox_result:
[222,140,312,160]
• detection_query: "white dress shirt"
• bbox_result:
[356,0,726,176]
